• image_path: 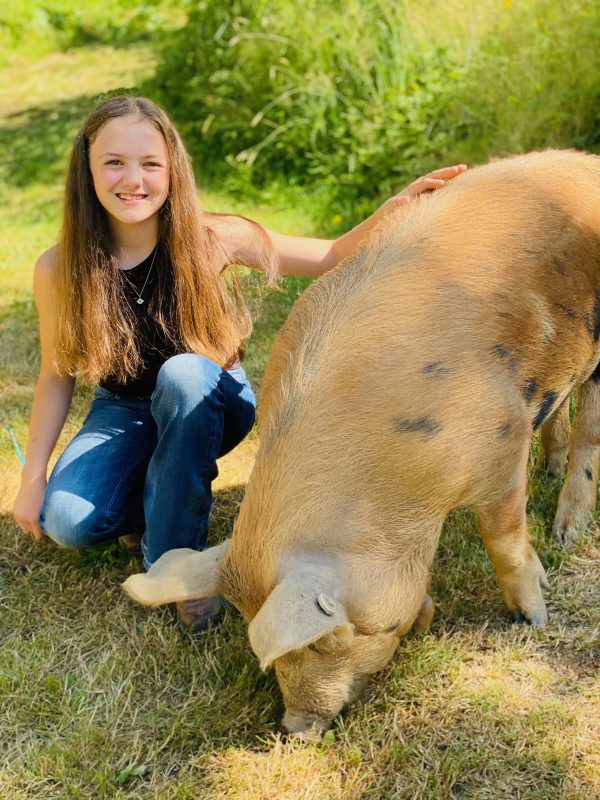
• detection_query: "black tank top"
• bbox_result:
[99,249,180,399]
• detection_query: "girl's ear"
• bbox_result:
[122,540,229,606]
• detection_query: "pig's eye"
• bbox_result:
[307,635,340,655]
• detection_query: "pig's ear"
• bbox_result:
[122,541,228,606]
[248,571,353,669]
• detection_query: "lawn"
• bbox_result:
[0,42,598,800]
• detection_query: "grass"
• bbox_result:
[0,39,599,800]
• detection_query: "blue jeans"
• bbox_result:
[40,354,256,569]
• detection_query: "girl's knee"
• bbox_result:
[41,491,117,549]
[153,353,222,407]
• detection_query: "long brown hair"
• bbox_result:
[55,95,276,383]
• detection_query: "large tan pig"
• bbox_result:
[124,150,600,737]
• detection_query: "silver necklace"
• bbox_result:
[120,248,157,305]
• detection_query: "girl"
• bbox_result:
[12,96,465,630]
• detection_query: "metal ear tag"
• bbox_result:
[317,593,336,616]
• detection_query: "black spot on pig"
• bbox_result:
[593,292,600,340]
[522,378,537,402]
[550,255,567,276]
[556,303,577,320]
[585,468,593,481]
[533,391,558,430]
[394,416,442,438]
[498,423,512,439]
[422,362,450,379]
[585,292,600,341]
[492,344,519,372]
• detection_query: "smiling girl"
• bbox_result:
[12,95,465,629]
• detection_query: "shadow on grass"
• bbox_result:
[0,484,248,577]
[0,488,283,759]
[0,89,132,193]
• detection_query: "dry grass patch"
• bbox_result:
[204,738,364,800]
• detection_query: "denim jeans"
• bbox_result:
[40,354,256,569]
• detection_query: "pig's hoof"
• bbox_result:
[529,609,548,627]
[552,508,591,550]
[535,450,566,477]
[512,608,548,628]
[284,729,322,744]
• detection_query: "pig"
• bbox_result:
[123,150,600,738]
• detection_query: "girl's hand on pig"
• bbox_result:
[381,164,468,212]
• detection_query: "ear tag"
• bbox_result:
[317,593,336,616]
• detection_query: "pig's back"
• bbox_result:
[261,151,600,489]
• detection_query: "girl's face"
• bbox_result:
[89,114,170,232]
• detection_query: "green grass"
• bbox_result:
[1,39,599,800]
[0,0,184,67]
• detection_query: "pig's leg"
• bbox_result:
[535,397,571,476]
[476,458,548,626]
[553,379,600,548]
[413,593,434,633]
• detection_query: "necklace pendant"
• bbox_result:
[136,298,144,305]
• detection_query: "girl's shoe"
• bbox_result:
[118,532,143,554]
[176,597,223,632]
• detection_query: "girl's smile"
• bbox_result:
[117,192,149,203]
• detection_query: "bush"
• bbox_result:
[146,0,600,223]
[149,0,465,220]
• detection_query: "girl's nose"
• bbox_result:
[121,166,143,189]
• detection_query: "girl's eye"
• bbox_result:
[106,160,122,166]
[144,162,163,168]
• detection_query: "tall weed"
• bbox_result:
[445,0,600,162]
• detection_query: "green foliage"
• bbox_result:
[149,0,600,224]
[0,0,179,64]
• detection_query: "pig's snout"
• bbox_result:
[281,708,332,740]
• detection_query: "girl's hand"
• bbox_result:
[382,164,468,212]
[13,475,47,541]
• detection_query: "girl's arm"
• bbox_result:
[210,164,466,277]
[13,248,75,540]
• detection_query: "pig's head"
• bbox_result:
[245,558,403,737]
[122,544,423,738]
